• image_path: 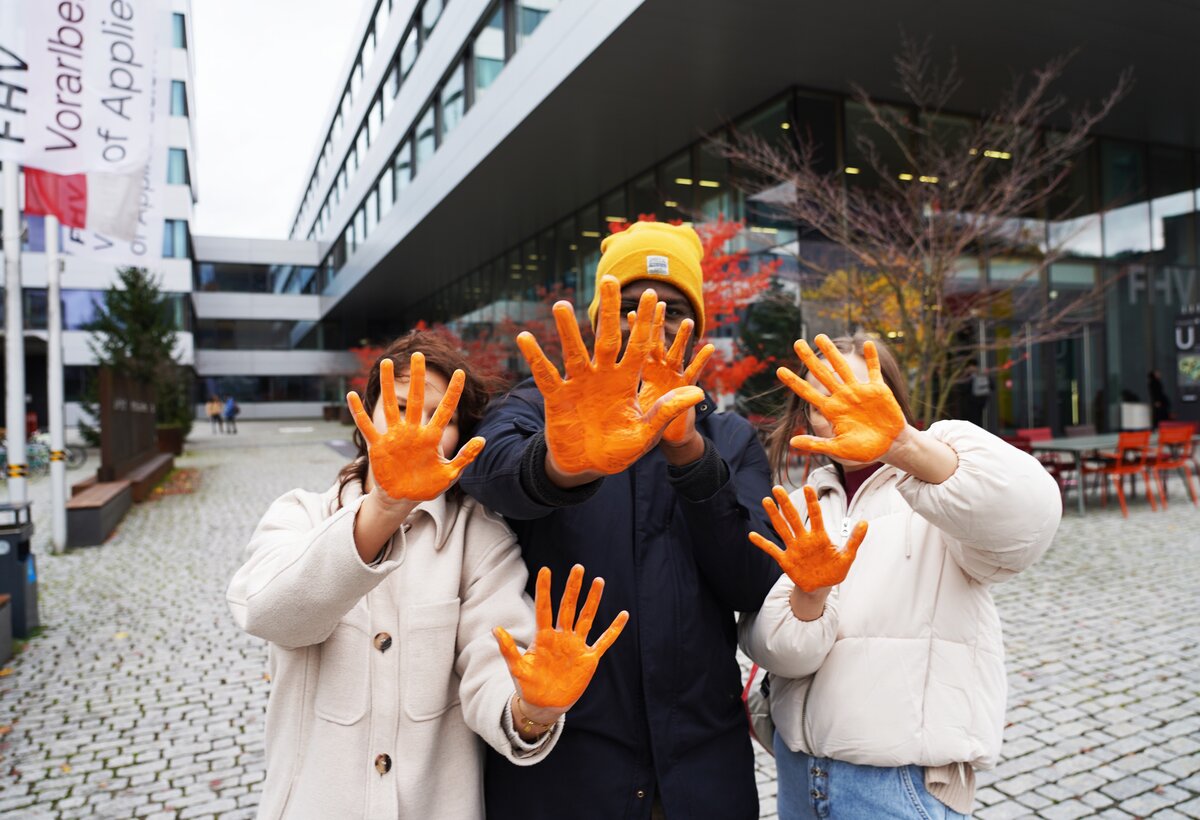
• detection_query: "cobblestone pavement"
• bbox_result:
[0,420,1196,818]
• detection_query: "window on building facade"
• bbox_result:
[163,220,190,259]
[439,60,466,140]
[394,139,413,194]
[170,80,188,116]
[172,13,187,48]
[368,97,383,144]
[474,3,506,98]
[167,148,190,185]
[366,187,380,236]
[414,105,436,173]
[516,0,557,48]
[422,0,444,39]
[363,27,377,68]
[350,58,363,100]
[1101,140,1152,258]
[380,165,395,218]
[355,207,368,247]
[383,62,400,118]
[374,0,390,37]
[400,25,419,78]
[1149,145,1197,265]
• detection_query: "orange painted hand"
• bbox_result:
[516,275,705,476]
[494,565,629,709]
[749,485,868,593]
[346,354,485,502]
[778,334,906,462]
[637,313,715,444]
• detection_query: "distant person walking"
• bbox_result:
[206,396,224,434]
[1148,369,1171,426]
[223,395,239,434]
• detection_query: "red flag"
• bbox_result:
[24,168,88,229]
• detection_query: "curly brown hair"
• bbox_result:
[335,329,500,507]
[765,334,915,484]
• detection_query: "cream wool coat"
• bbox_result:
[228,482,561,819]
[740,421,1061,771]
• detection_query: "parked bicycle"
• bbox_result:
[0,433,88,479]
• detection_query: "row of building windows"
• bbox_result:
[197,375,345,405]
[316,0,559,277]
[0,289,190,332]
[193,262,321,294]
[291,0,449,238]
[396,88,1200,336]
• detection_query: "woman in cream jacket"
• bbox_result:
[228,331,626,819]
[740,335,1061,819]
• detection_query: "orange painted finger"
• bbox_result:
[446,436,486,477]
[776,485,808,539]
[405,353,426,426]
[492,626,523,671]
[591,609,629,657]
[346,391,380,446]
[429,369,465,431]
[379,358,400,428]
[557,564,585,632]
[682,343,715,385]
[777,366,829,410]
[800,485,824,537]
[574,577,604,639]
[863,341,885,384]
[844,520,869,557]
[814,334,858,385]
[593,276,624,365]
[665,319,694,371]
[793,339,842,394]
[790,433,840,456]
[554,302,591,377]
[534,566,553,632]
[748,531,787,566]
[621,294,662,369]
[762,495,795,545]
[516,332,563,395]
[644,385,705,431]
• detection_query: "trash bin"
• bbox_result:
[0,502,39,638]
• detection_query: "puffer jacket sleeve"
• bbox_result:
[738,572,839,679]
[227,489,407,649]
[454,501,562,764]
[895,420,1062,584]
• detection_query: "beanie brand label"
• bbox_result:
[645,255,670,276]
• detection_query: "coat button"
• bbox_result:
[375,753,392,775]
[373,632,392,653]
[635,789,646,799]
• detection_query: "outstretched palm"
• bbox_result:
[346,353,485,502]
[494,565,628,709]
[749,485,868,593]
[778,334,905,463]
[517,275,704,476]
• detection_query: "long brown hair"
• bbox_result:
[766,334,914,484]
[335,329,499,507]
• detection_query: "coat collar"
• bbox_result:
[331,480,452,550]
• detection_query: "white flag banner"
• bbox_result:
[0,0,168,175]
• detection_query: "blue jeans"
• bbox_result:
[773,732,970,819]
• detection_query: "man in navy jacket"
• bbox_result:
[461,222,780,819]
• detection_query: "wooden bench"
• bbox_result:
[125,453,174,502]
[71,474,98,496]
[66,481,132,547]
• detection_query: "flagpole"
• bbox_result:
[46,214,66,552]
[3,162,27,503]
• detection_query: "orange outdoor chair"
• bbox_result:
[1151,423,1198,508]
[1080,430,1159,517]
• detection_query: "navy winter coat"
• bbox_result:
[460,379,780,820]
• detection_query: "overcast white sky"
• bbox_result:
[191,0,367,239]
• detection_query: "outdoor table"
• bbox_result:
[1028,432,1195,515]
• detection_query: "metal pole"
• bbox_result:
[47,214,66,552]
[3,162,27,502]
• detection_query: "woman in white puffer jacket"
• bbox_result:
[739,334,1062,819]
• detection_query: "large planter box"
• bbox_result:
[156,426,184,456]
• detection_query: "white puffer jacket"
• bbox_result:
[739,420,1061,770]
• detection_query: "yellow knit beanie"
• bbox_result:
[587,221,706,336]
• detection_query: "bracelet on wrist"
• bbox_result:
[514,696,553,736]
